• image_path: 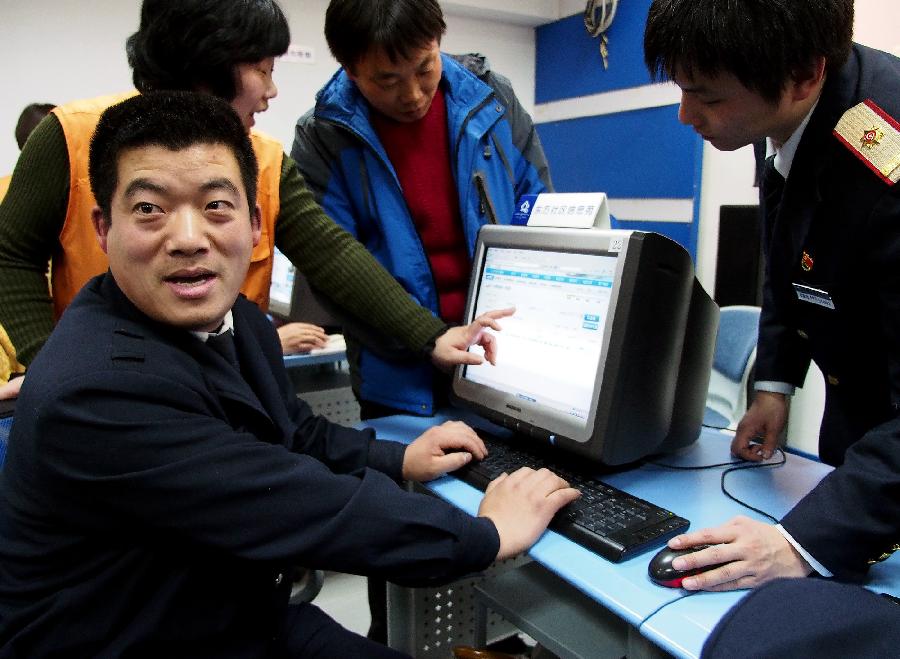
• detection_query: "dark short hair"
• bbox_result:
[127,0,290,100]
[325,0,446,69]
[644,0,854,102]
[15,103,55,150]
[89,91,258,220]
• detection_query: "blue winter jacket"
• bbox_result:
[291,53,552,415]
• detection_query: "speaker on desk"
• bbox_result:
[715,205,764,308]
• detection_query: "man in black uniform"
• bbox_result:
[0,91,578,657]
[642,0,900,593]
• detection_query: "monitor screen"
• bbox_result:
[453,225,718,467]
[269,247,295,320]
[463,246,618,434]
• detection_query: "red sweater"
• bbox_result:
[371,88,470,323]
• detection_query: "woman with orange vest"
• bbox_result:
[0,0,504,397]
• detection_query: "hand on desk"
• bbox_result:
[277,322,328,355]
[478,468,581,561]
[402,421,488,482]
[431,307,515,372]
[666,515,813,591]
[0,376,23,400]
[732,392,789,462]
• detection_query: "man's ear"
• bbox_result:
[92,207,111,254]
[251,205,262,248]
[789,55,827,102]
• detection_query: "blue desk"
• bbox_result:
[282,350,346,368]
[367,411,900,658]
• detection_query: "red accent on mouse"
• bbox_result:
[648,544,726,588]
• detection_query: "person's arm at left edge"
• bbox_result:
[274,156,510,367]
[0,375,23,400]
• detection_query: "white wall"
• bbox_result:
[0,0,536,176]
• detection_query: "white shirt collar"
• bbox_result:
[190,310,235,343]
[765,99,819,180]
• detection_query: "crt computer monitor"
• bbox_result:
[268,247,295,321]
[268,248,341,331]
[452,225,719,467]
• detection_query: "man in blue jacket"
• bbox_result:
[292,0,552,422]
[292,0,553,644]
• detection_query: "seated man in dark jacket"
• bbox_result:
[0,91,578,658]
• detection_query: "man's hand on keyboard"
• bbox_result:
[402,421,488,482]
[0,376,23,400]
[478,467,581,560]
[277,322,328,355]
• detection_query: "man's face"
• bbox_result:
[93,143,261,332]
[347,39,442,123]
[674,67,795,151]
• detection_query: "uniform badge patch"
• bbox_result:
[801,251,814,272]
[833,100,900,184]
[860,126,883,149]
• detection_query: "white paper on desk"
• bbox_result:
[308,333,346,355]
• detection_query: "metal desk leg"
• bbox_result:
[471,561,631,659]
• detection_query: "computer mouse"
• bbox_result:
[648,544,719,588]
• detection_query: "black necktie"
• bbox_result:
[206,330,240,370]
[761,155,785,248]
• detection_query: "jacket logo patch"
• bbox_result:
[833,100,900,184]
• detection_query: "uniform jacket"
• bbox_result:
[756,44,900,580]
[702,578,900,658]
[50,92,283,317]
[0,273,499,657]
[292,53,552,415]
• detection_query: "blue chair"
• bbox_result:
[0,415,11,467]
[704,305,761,430]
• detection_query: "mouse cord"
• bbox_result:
[718,449,786,523]
[647,448,787,523]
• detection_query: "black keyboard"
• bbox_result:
[454,433,689,562]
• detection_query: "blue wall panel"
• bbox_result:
[536,0,655,103]
[536,105,700,199]
[535,2,703,259]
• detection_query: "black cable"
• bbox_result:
[647,448,787,522]
[701,421,730,431]
[719,449,786,523]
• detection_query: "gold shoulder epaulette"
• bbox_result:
[833,100,900,184]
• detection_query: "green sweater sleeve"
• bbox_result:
[274,156,447,354]
[0,126,448,367]
[0,115,70,366]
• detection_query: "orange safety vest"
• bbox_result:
[51,92,282,319]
